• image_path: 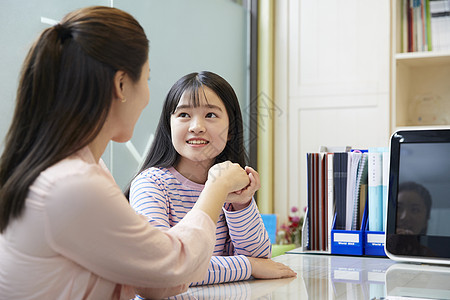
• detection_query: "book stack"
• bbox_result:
[430,0,450,51]
[303,146,388,256]
[401,0,450,53]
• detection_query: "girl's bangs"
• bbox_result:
[171,81,210,113]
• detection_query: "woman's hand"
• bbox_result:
[226,166,261,210]
[194,161,249,223]
[207,161,250,193]
[247,257,297,279]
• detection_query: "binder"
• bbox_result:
[334,152,348,230]
[364,218,387,257]
[303,147,386,257]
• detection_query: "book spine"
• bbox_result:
[403,0,409,52]
[345,152,353,231]
[327,153,334,252]
[426,0,432,51]
[306,153,312,250]
[320,153,327,251]
[318,153,324,251]
[368,148,383,231]
[313,153,319,250]
[333,153,347,230]
[408,0,413,52]
[421,0,427,51]
[382,148,389,232]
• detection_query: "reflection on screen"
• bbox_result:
[398,143,450,237]
[396,181,431,235]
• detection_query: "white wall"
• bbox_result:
[274,0,391,223]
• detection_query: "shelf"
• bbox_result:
[391,0,450,130]
[395,125,450,132]
[395,51,450,67]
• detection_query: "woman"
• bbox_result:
[0,6,250,299]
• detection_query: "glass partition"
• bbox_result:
[0,0,250,189]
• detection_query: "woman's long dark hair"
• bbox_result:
[125,71,248,199]
[0,6,149,232]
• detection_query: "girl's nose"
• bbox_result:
[189,117,205,133]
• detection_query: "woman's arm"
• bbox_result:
[44,162,248,289]
[222,166,271,258]
[131,175,254,287]
[194,162,249,224]
[131,174,252,287]
[135,284,188,299]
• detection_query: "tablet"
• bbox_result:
[385,129,450,265]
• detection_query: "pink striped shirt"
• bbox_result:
[130,167,272,286]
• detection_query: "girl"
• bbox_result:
[0,7,250,299]
[129,71,296,287]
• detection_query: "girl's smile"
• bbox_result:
[186,138,209,146]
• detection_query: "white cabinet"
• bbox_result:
[274,0,391,218]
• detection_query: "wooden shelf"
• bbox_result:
[391,0,450,131]
[395,51,450,67]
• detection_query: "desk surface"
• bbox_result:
[173,252,450,299]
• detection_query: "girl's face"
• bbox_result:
[396,190,428,235]
[170,86,229,171]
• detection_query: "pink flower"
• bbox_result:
[291,206,298,213]
[291,216,300,223]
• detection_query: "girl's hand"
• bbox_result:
[207,161,250,193]
[247,257,297,279]
[226,166,261,210]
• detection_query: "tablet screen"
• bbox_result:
[386,129,450,263]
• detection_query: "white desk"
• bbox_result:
[172,253,450,299]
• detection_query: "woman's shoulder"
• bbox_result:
[40,148,105,184]
[29,149,116,204]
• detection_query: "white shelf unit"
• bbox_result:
[391,0,450,131]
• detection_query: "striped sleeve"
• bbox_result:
[190,255,251,286]
[130,172,171,229]
[223,199,272,258]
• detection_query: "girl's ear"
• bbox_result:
[227,128,232,141]
[113,70,127,101]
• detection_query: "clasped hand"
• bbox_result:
[226,166,260,211]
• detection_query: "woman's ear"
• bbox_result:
[113,70,127,101]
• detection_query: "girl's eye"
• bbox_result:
[178,112,190,118]
[206,112,217,118]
